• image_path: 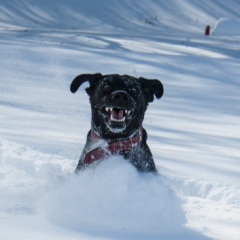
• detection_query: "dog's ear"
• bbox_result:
[70,73,103,93]
[139,77,164,103]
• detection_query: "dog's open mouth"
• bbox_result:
[105,107,131,122]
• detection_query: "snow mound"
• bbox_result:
[212,17,240,36]
[42,157,186,233]
[0,139,74,213]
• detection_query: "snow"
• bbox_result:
[43,158,185,232]
[1,0,240,239]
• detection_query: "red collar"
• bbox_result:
[84,128,142,164]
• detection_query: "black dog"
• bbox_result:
[70,73,164,173]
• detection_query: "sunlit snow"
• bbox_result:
[1,0,240,239]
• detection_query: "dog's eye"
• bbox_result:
[103,85,112,92]
[130,88,137,94]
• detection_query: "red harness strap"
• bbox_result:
[84,129,142,164]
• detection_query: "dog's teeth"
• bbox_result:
[110,115,125,122]
[105,107,112,112]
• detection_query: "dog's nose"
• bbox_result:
[111,92,129,103]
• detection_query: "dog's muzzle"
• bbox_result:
[98,91,135,133]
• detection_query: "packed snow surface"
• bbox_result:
[1,0,240,239]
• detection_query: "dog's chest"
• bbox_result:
[83,130,142,165]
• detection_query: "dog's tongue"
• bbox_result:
[112,109,124,120]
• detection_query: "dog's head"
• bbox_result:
[70,73,163,139]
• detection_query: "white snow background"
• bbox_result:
[1,0,240,239]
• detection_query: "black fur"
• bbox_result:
[70,73,164,173]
